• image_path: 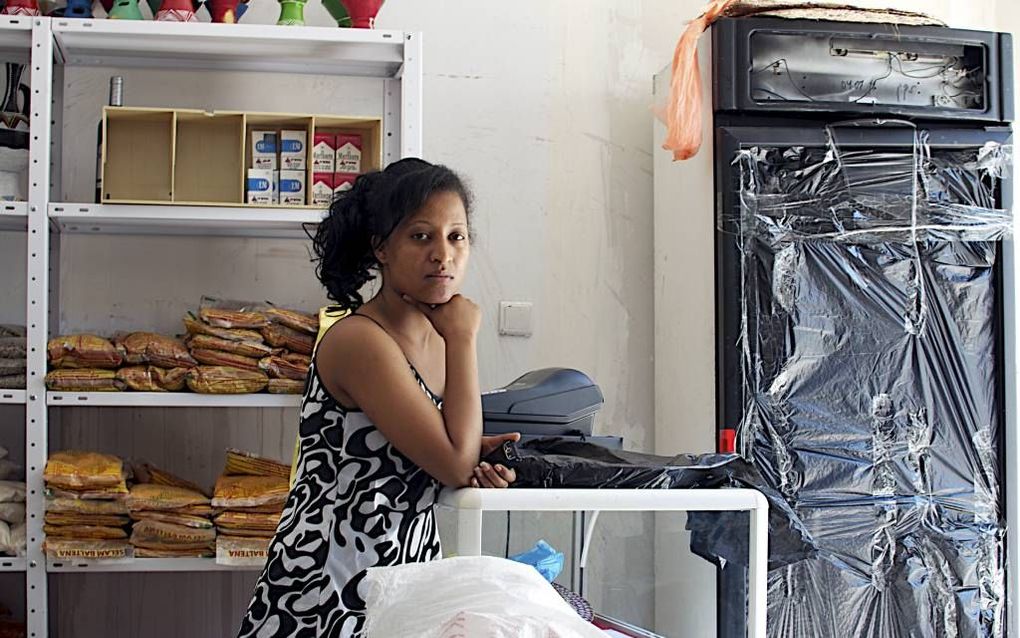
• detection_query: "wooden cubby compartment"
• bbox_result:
[101,107,175,203]
[101,107,382,207]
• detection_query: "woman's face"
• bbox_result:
[376,190,471,305]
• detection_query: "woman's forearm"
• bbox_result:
[441,336,482,474]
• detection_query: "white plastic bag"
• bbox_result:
[363,556,605,638]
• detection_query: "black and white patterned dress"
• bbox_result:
[237,332,444,637]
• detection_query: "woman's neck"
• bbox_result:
[362,284,434,349]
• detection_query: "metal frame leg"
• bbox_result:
[747,499,769,638]
[453,509,483,557]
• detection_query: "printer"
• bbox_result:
[482,368,622,449]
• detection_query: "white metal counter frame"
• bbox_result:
[438,487,769,638]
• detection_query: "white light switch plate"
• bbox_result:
[499,301,533,337]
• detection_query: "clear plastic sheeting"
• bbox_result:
[729,124,1011,637]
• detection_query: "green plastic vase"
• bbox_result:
[276,0,305,25]
[108,0,143,18]
[321,0,350,26]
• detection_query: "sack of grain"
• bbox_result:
[265,307,318,334]
[190,349,261,372]
[45,369,126,392]
[43,538,132,560]
[213,510,282,531]
[187,334,273,358]
[0,336,25,359]
[44,451,127,492]
[114,332,197,369]
[47,334,123,369]
[0,374,24,390]
[224,449,291,479]
[126,484,209,512]
[183,313,265,344]
[216,535,271,566]
[186,366,268,394]
[135,546,214,558]
[130,519,216,549]
[131,462,209,497]
[116,366,189,392]
[46,497,129,515]
[44,512,129,527]
[261,323,314,355]
[281,352,311,366]
[199,307,269,330]
[43,524,129,540]
[212,475,288,509]
[267,379,305,394]
[258,356,308,381]
[130,511,215,529]
[0,482,25,503]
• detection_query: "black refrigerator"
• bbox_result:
[708,16,1014,638]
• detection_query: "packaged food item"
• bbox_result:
[217,527,276,538]
[268,379,305,394]
[0,360,23,377]
[130,511,214,529]
[127,483,209,511]
[0,336,25,359]
[213,510,282,531]
[258,355,308,381]
[264,307,318,334]
[44,524,128,540]
[335,133,362,173]
[116,366,189,392]
[0,503,24,524]
[46,497,128,515]
[44,512,129,527]
[43,538,133,560]
[47,334,123,369]
[173,504,217,517]
[279,170,305,205]
[186,334,273,358]
[251,130,277,170]
[0,482,23,504]
[47,486,128,500]
[45,368,126,392]
[312,133,335,173]
[216,534,271,566]
[225,448,291,479]
[199,307,269,330]
[183,313,265,344]
[186,366,268,394]
[135,546,214,558]
[131,462,209,497]
[130,519,216,548]
[44,451,126,491]
[114,332,197,369]
[0,521,25,556]
[212,475,289,509]
[311,173,333,206]
[279,130,306,171]
[261,323,314,355]
[281,352,312,366]
[191,349,261,372]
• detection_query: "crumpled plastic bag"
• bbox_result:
[363,556,606,638]
[509,540,564,583]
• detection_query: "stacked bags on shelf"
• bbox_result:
[0,445,25,558]
[43,296,318,395]
[0,325,26,390]
[186,296,315,395]
[127,463,216,558]
[42,450,132,560]
[212,449,290,565]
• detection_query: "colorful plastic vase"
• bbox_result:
[107,0,142,18]
[275,0,304,26]
[321,0,349,26]
[98,0,112,12]
[207,0,238,22]
[234,0,248,20]
[155,0,195,20]
[1,0,41,16]
[341,0,382,28]
[62,0,93,16]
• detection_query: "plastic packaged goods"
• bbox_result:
[261,322,314,355]
[44,369,126,392]
[0,482,24,503]
[267,379,305,394]
[185,366,268,394]
[186,334,273,358]
[213,511,281,531]
[198,297,270,329]
[126,483,209,511]
[115,366,189,392]
[0,520,25,556]
[43,451,127,492]
[0,360,24,377]
[216,535,270,566]
[0,503,24,524]
[362,556,607,638]
[129,511,215,529]
[43,538,133,560]
[0,336,26,359]
[211,475,288,508]
[190,348,261,371]
[0,375,25,390]
[258,355,308,380]
[135,547,214,558]
[47,334,123,369]
[47,486,128,500]
[129,519,216,549]
[264,307,318,334]
[224,448,291,479]
[43,524,128,540]
[280,352,311,366]
[46,497,128,515]
[183,314,265,344]
[131,461,209,497]
[113,332,197,369]
[44,512,128,527]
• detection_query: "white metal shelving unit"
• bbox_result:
[13,17,422,637]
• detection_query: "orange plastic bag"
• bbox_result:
[661,0,737,160]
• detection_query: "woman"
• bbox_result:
[238,158,518,637]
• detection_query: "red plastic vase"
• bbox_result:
[207,0,238,22]
[342,0,382,28]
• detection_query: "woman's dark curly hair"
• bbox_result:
[309,158,472,310]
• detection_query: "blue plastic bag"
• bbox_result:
[509,540,564,583]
